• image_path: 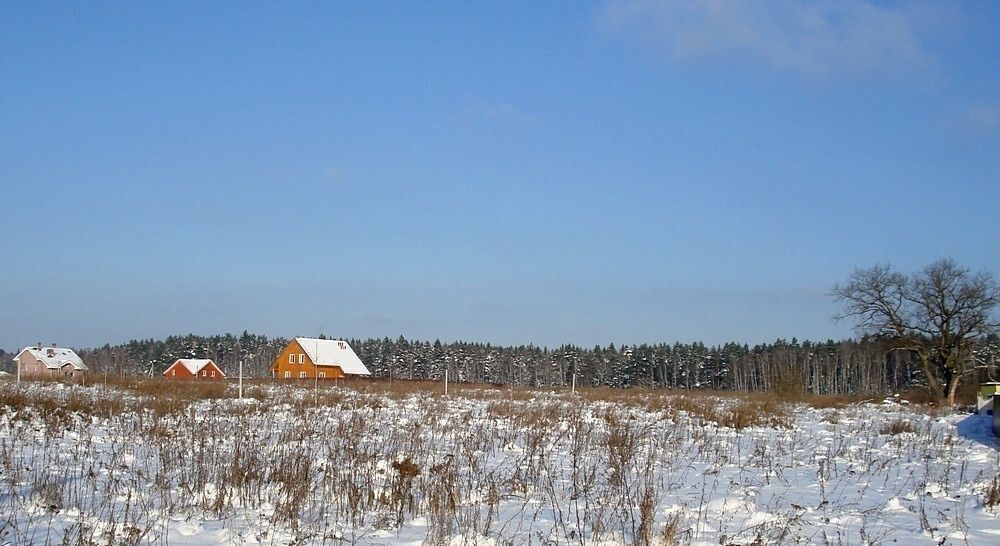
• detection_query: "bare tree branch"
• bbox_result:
[831,259,999,404]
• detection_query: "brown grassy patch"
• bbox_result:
[0,385,131,427]
[633,392,793,430]
[793,393,870,409]
[717,398,792,430]
[132,379,230,399]
[880,419,917,435]
[898,388,939,406]
[485,399,563,431]
[348,377,547,402]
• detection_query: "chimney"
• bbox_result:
[36,342,42,350]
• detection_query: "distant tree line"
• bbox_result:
[3,260,993,403]
[351,335,996,397]
[0,331,993,398]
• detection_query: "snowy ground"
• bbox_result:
[0,382,998,545]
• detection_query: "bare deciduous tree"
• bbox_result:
[832,259,999,405]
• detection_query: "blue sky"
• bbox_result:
[2,1,998,350]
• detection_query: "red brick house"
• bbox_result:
[162,359,226,380]
[14,345,88,379]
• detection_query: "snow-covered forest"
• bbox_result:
[4,333,998,400]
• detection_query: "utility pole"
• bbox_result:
[444,368,449,396]
[238,359,244,400]
[571,357,577,395]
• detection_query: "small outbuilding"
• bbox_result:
[977,382,1000,414]
[271,337,371,380]
[13,345,88,379]
[163,359,226,380]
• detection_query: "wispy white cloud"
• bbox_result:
[600,0,939,81]
[963,102,1000,132]
[467,98,534,125]
[935,100,1000,135]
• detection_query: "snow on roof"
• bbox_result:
[15,346,87,370]
[169,359,217,375]
[295,337,371,376]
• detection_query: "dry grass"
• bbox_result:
[0,386,129,427]
[0,377,977,544]
[718,398,792,430]
[131,378,229,399]
[985,477,1000,510]
[349,377,548,403]
[898,388,940,406]
[660,512,684,545]
[583,390,794,431]
[881,418,917,435]
[788,393,871,409]
[0,377,236,424]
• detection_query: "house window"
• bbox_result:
[202,370,207,377]
[288,354,294,364]
[284,371,291,378]
[299,371,307,379]
[319,372,326,379]
[298,353,305,364]
[211,370,215,378]
[171,370,175,377]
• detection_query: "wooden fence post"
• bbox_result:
[992,395,1000,437]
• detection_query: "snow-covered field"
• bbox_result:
[0,381,998,545]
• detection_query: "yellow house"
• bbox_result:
[271,337,371,380]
